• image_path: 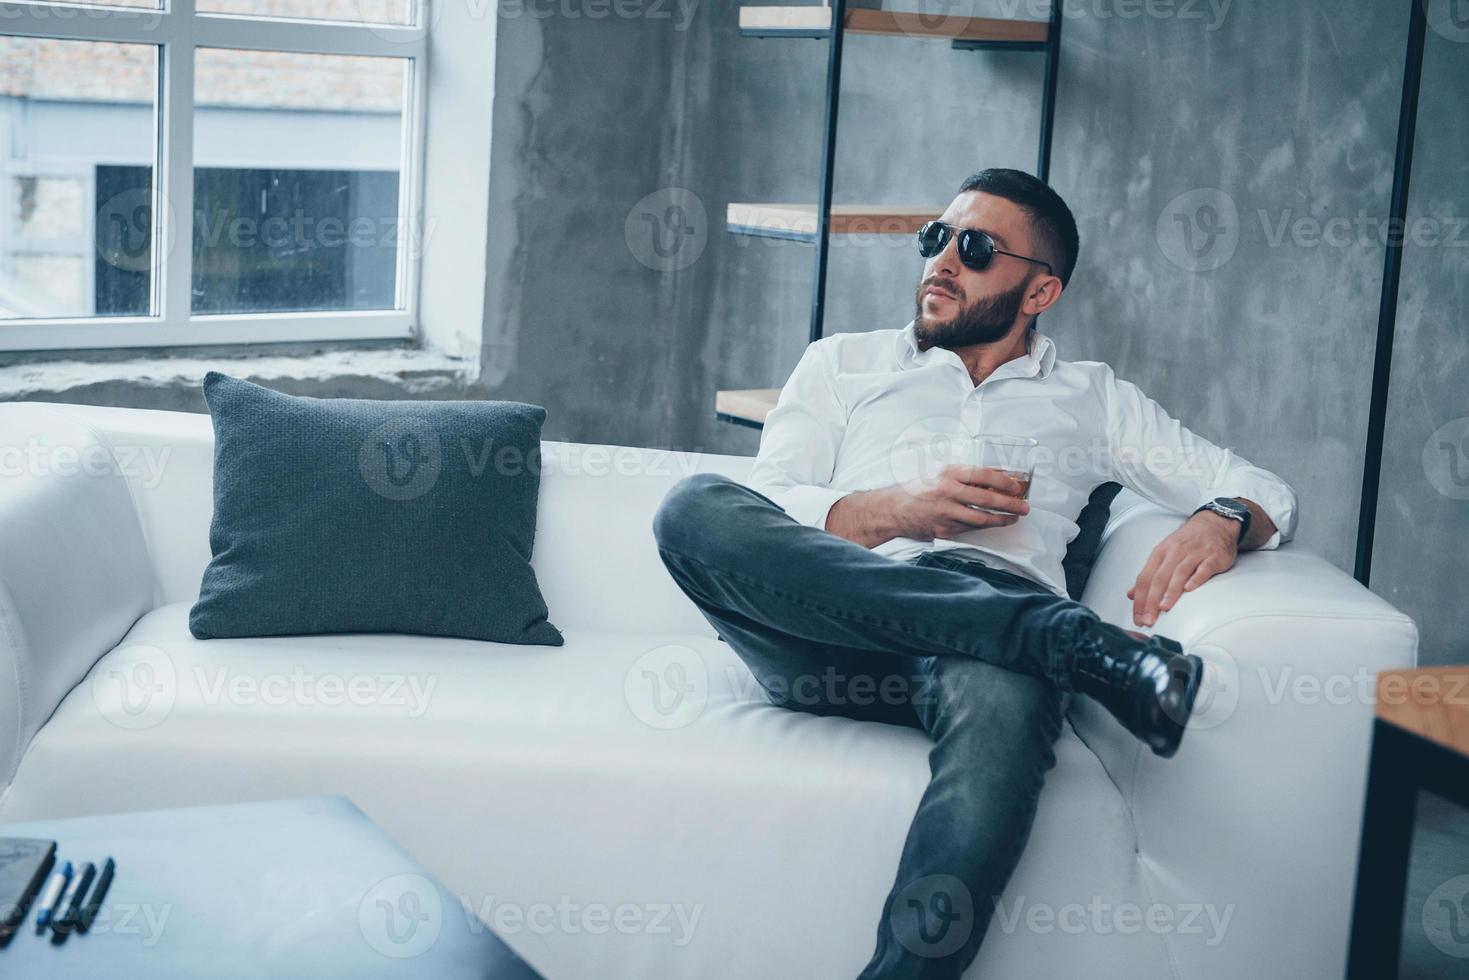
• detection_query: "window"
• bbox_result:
[0,0,426,351]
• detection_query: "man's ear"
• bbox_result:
[1023,274,1064,317]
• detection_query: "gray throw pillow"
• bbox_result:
[189,373,563,646]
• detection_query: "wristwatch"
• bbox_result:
[1193,496,1250,544]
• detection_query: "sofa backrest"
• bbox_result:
[534,442,750,636]
[5,403,750,638]
[0,403,157,790]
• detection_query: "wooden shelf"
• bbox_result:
[739,6,1050,45]
[726,202,940,242]
[1377,668,1469,758]
[715,388,781,428]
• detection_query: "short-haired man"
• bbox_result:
[653,168,1297,978]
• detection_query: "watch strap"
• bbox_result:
[1194,498,1249,544]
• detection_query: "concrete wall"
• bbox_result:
[1371,5,1469,669]
[479,0,1051,460]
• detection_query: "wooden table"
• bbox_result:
[1346,668,1469,979]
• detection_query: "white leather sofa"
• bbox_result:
[0,402,1418,979]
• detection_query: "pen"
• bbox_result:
[34,860,72,934]
[78,857,114,934]
[50,861,93,938]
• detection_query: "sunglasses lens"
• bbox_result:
[917,222,948,258]
[958,231,994,271]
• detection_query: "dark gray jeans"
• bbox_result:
[652,473,1103,979]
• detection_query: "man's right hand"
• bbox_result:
[824,465,1030,549]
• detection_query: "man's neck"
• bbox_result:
[948,326,1033,386]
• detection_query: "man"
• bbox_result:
[652,169,1297,978]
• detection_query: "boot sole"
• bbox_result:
[1151,653,1204,759]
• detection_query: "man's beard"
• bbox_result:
[913,275,1030,349]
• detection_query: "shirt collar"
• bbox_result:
[895,320,1057,380]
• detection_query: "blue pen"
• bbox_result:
[34,860,72,933]
[53,861,96,938]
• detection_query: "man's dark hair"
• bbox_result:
[957,169,1080,288]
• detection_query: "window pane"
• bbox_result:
[0,38,156,320]
[192,48,407,315]
[197,0,412,26]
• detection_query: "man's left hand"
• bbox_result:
[1127,512,1240,627]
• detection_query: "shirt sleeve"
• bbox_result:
[745,340,851,530]
[1103,364,1299,550]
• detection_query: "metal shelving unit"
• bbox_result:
[716,0,1066,429]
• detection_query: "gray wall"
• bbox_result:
[481,0,1048,457]
[1372,5,1469,669]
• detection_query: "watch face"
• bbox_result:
[1213,497,1249,519]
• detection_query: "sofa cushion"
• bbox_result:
[189,373,561,646]
[1,603,1169,979]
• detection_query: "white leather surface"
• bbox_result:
[1076,499,1419,980]
[0,402,1423,979]
[0,404,154,789]
[2,603,1167,979]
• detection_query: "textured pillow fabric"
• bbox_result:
[189,373,563,646]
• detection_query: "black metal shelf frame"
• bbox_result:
[738,1,1066,348]
[1354,0,1427,588]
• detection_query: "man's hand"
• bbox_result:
[1127,510,1240,627]
[826,465,1030,550]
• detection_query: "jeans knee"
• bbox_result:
[653,472,735,556]
[921,658,1061,753]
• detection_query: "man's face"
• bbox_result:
[914,191,1043,349]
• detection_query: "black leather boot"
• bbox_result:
[1068,619,1203,758]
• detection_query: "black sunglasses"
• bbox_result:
[917,221,1053,276]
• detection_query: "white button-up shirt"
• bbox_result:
[747,322,1299,597]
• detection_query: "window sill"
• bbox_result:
[0,345,479,401]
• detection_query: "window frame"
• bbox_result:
[0,0,428,351]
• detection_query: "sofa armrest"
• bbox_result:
[1071,496,1418,979]
[0,405,154,793]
